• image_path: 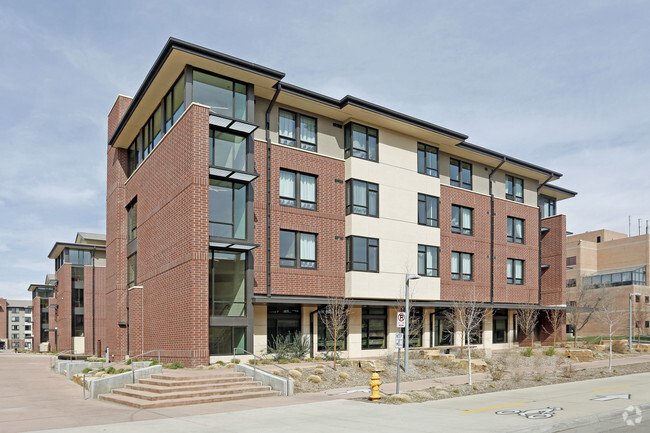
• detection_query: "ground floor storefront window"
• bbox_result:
[209,326,245,355]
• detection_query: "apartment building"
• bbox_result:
[45,233,107,354]
[105,38,574,366]
[0,299,33,350]
[566,229,650,337]
[27,274,56,352]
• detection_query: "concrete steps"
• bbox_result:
[99,371,279,408]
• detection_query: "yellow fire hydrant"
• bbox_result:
[369,371,382,401]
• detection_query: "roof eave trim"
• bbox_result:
[541,183,578,197]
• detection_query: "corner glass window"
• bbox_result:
[344,123,378,161]
[193,70,247,120]
[540,195,556,218]
[209,179,247,239]
[210,130,247,171]
[209,250,246,316]
[346,179,378,217]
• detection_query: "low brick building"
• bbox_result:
[104,38,575,366]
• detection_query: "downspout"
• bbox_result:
[536,175,554,306]
[489,159,506,303]
[92,246,96,355]
[265,84,281,297]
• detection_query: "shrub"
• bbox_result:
[340,360,351,367]
[338,372,349,380]
[125,359,132,365]
[289,358,302,364]
[314,368,325,375]
[164,362,185,369]
[289,369,302,379]
[278,359,289,364]
[150,360,159,366]
[486,359,507,381]
[82,368,92,374]
[106,367,117,374]
[544,347,556,356]
[521,347,533,357]
[267,332,312,361]
[118,368,128,373]
[309,375,321,383]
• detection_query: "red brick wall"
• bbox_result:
[32,297,41,349]
[52,264,72,352]
[439,185,491,302]
[541,214,567,306]
[83,265,106,355]
[108,96,133,142]
[106,104,210,366]
[253,142,346,298]
[0,299,6,341]
[539,309,566,346]
[493,198,540,304]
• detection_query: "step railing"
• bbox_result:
[50,349,76,371]
[130,350,162,384]
[232,347,290,396]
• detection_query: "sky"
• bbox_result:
[1,0,649,300]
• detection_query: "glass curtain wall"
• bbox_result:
[209,250,246,317]
[71,267,84,337]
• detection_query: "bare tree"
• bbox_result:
[566,285,602,347]
[541,308,565,347]
[598,289,626,371]
[445,299,485,385]
[517,295,539,348]
[318,297,349,371]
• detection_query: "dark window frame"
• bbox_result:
[278,108,317,152]
[507,258,525,285]
[361,306,387,350]
[344,122,378,162]
[192,68,248,121]
[507,216,524,244]
[418,244,440,277]
[540,195,557,218]
[127,253,137,288]
[279,230,317,269]
[346,179,378,217]
[417,143,438,177]
[418,193,439,227]
[209,178,247,240]
[450,158,472,190]
[126,199,137,243]
[451,251,473,281]
[506,175,524,203]
[451,204,473,235]
[346,236,379,272]
[279,169,317,210]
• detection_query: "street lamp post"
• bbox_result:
[629,293,641,351]
[405,274,421,374]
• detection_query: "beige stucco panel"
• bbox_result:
[346,271,440,301]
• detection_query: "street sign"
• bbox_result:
[397,311,406,328]
[395,332,404,349]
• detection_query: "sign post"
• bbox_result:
[395,332,404,394]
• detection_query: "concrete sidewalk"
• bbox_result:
[2,350,650,433]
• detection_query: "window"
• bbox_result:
[493,309,508,343]
[24,317,31,323]
[67,249,91,266]
[450,159,472,190]
[209,130,247,171]
[12,334,19,339]
[451,205,473,235]
[566,279,577,288]
[646,296,649,304]
[451,252,473,281]
[346,180,378,217]
[267,304,301,349]
[280,230,316,269]
[11,307,19,313]
[596,236,601,243]
[506,175,524,203]
[209,326,246,356]
[279,109,317,151]
[11,325,19,331]
[507,259,524,285]
[346,236,379,272]
[646,321,649,328]
[209,179,247,239]
[209,250,246,316]
[164,73,185,130]
[317,309,348,351]
[279,170,316,210]
[507,217,524,243]
[25,325,31,331]
[127,253,137,288]
[566,256,577,266]
[418,245,439,277]
[127,200,137,243]
[406,307,424,348]
[11,316,19,322]
[24,308,31,314]
[540,195,556,218]
[418,194,438,227]
[636,295,641,303]
[71,266,84,337]
[568,300,577,307]
[344,123,378,161]
[193,70,247,120]
[417,143,438,176]
[583,266,646,289]
[362,306,386,349]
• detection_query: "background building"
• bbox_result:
[0,299,33,350]
[27,274,56,352]
[105,38,574,366]
[566,229,650,338]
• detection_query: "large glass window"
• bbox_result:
[127,254,137,288]
[506,175,524,203]
[67,249,91,266]
[165,74,185,130]
[209,326,246,356]
[209,250,246,316]
[71,267,84,337]
[209,130,247,171]
[346,236,379,272]
[450,159,472,190]
[435,309,454,346]
[344,123,378,161]
[507,259,524,285]
[279,170,317,210]
[451,252,473,281]
[507,217,524,243]
[451,205,473,235]
[280,230,317,269]
[209,179,247,239]
[318,309,348,351]
[417,143,438,177]
[583,266,646,289]
[362,306,386,349]
[493,309,508,343]
[418,245,439,277]
[540,195,556,218]
[346,179,378,217]
[193,70,247,120]
[418,193,439,227]
[267,304,301,350]
[279,109,317,151]
[127,200,137,243]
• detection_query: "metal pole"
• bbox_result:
[405,278,410,375]
[629,294,635,351]
[396,347,401,394]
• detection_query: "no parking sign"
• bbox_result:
[397,311,406,328]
